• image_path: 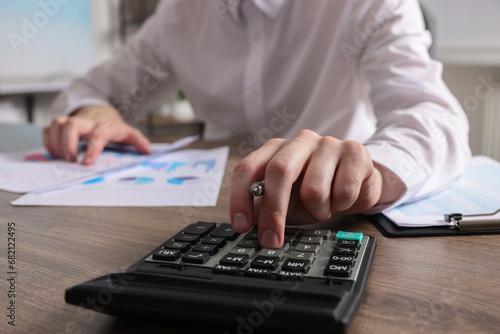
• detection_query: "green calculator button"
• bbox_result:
[335,231,363,242]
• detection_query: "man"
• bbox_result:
[43,0,471,249]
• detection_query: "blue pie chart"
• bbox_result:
[167,176,198,185]
[119,177,154,185]
[82,177,105,185]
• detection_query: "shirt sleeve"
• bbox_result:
[51,1,179,122]
[350,0,471,210]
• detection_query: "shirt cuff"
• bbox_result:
[50,78,113,117]
[364,143,429,213]
[52,95,112,117]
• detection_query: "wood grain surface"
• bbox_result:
[1,129,499,334]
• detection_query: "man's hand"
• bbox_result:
[230,129,403,249]
[43,105,151,165]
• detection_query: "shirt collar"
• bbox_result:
[228,0,288,22]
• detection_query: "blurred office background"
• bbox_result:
[0,0,499,160]
[0,0,196,134]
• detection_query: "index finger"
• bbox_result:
[61,117,93,162]
[230,139,284,233]
[82,124,110,165]
[258,133,317,248]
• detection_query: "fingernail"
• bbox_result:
[83,156,92,164]
[261,230,279,248]
[233,213,248,232]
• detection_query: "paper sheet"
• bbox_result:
[382,156,500,227]
[12,146,229,207]
[0,136,197,194]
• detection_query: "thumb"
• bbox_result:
[82,121,152,165]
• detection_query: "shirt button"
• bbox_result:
[248,92,258,102]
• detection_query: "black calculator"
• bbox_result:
[65,222,376,333]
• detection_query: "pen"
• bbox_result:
[250,181,265,197]
[78,142,141,154]
[444,209,500,231]
[455,219,500,231]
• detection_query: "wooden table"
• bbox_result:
[1,124,499,334]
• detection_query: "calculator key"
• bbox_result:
[258,249,285,260]
[335,231,363,243]
[245,267,271,278]
[201,236,227,248]
[283,234,296,244]
[324,263,352,277]
[332,246,357,256]
[211,223,239,240]
[152,249,181,261]
[277,271,304,281]
[287,251,315,262]
[213,264,239,275]
[163,240,191,253]
[294,243,320,254]
[182,251,210,264]
[278,243,291,253]
[251,257,279,270]
[237,239,261,249]
[228,247,255,257]
[192,244,218,255]
[219,254,249,267]
[336,239,360,249]
[329,254,355,265]
[299,236,324,245]
[174,233,200,245]
[303,229,332,240]
[243,229,259,240]
[184,222,217,236]
[284,228,300,236]
[281,259,310,273]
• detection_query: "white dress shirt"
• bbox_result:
[52,0,471,210]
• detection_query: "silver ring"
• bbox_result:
[249,181,264,197]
